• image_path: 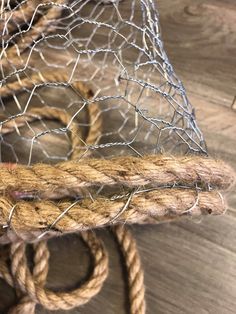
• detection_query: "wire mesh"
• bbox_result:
[0,0,208,235]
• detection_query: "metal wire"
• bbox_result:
[0,0,208,233]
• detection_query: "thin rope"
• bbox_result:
[114,225,146,314]
[0,73,234,314]
[0,0,41,38]
[10,232,108,311]
[0,2,235,313]
[1,0,68,71]
[0,71,109,313]
[0,71,149,314]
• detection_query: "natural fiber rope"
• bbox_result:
[0,70,102,155]
[114,225,146,314]
[9,240,50,314]
[0,71,147,314]
[0,155,232,200]
[0,4,235,314]
[0,71,234,314]
[0,72,109,312]
[0,188,228,242]
[0,232,108,313]
[9,231,108,311]
[0,240,49,313]
[0,73,234,314]
[0,0,40,38]
[1,0,67,70]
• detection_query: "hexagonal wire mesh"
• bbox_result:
[0,0,208,233]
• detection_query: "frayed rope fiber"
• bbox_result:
[0,2,235,311]
[0,71,148,314]
[0,72,234,314]
[0,189,230,242]
[0,155,234,197]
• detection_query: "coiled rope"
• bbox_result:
[0,71,148,314]
[0,71,234,314]
[0,2,235,313]
[1,0,68,71]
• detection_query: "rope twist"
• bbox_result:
[0,3,235,313]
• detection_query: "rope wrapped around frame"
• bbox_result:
[0,1,235,313]
[0,71,234,314]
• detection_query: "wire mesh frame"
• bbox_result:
[0,0,207,168]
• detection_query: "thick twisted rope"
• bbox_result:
[0,188,228,241]
[0,71,147,314]
[0,72,109,313]
[0,74,234,314]
[0,155,232,200]
[1,0,67,71]
[0,3,234,313]
[0,0,40,38]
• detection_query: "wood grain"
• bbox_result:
[0,0,235,313]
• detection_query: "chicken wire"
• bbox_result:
[0,0,207,206]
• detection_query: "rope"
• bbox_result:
[0,233,108,313]
[0,0,41,38]
[0,71,149,314]
[0,70,102,157]
[0,155,232,200]
[0,3,234,314]
[0,77,233,314]
[0,71,109,313]
[0,189,227,241]
[0,240,49,314]
[10,232,108,311]
[1,0,67,70]
[9,240,49,314]
[114,225,146,314]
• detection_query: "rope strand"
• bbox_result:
[0,155,232,200]
[0,189,227,242]
[0,71,110,313]
[114,225,146,314]
[0,9,234,312]
[0,0,40,38]
[10,232,108,311]
[1,0,68,70]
